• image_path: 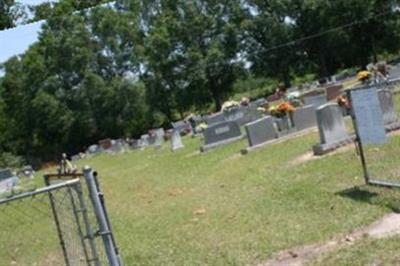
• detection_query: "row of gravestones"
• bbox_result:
[200,104,318,152]
[200,88,400,156]
[314,88,400,155]
[171,98,268,135]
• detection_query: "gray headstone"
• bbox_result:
[377,89,398,125]
[71,154,81,161]
[0,169,17,194]
[154,128,165,148]
[0,169,13,182]
[292,105,317,131]
[140,134,150,147]
[204,112,226,126]
[87,144,100,154]
[130,139,141,149]
[326,84,343,101]
[249,98,267,108]
[172,120,190,133]
[313,103,353,155]
[304,94,327,108]
[245,116,278,147]
[171,130,184,151]
[201,121,243,152]
[349,86,387,145]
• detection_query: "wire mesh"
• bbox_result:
[46,176,110,265]
[0,176,114,266]
[349,79,400,186]
[0,186,72,265]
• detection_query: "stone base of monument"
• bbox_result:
[242,127,317,155]
[312,136,355,156]
[385,121,400,133]
[200,135,245,152]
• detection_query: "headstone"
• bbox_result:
[110,139,125,153]
[200,121,243,152]
[131,139,141,149]
[326,84,343,101]
[0,169,17,194]
[292,105,317,131]
[313,103,353,155]
[99,138,112,150]
[71,154,81,161]
[377,89,398,126]
[172,120,191,133]
[171,130,184,151]
[164,129,173,141]
[304,94,327,108]
[140,134,150,147]
[154,128,165,149]
[349,86,387,145]
[223,107,245,122]
[87,144,100,154]
[204,112,226,126]
[249,98,268,108]
[245,116,278,147]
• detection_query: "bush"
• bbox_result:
[0,152,25,169]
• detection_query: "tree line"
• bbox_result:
[1,0,400,166]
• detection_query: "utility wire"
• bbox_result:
[263,8,399,52]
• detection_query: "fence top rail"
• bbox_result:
[0,178,81,205]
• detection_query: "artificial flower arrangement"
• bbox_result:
[221,100,240,111]
[357,70,371,83]
[268,102,296,118]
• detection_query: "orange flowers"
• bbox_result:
[277,102,296,113]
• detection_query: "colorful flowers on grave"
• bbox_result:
[221,100,239,111]
[357,70,371,82]
[269,102,296,118]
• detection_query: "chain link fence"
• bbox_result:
[348,78,400,187]
[0,168,122,266]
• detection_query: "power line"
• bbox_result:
[263,8,399,52]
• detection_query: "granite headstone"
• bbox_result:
[313,103,353,155]
[201,121,243,152]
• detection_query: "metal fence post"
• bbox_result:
[73,181,102,266]
[83,166,122,266]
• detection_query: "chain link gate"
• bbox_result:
[0,167,123,266]
[348,78,400,188]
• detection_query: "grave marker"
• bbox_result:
[304,94,327,108]
[0,169,17,194]
[377,89,400,131]
[171,130,184,151]
[313,103,353,155]
[200,121,243,152]
[99,139,112,150]
[292,105,317,131]
[326,84,343,101]
[204,112,226,126]
[242,116,278,153]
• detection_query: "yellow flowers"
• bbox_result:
[357,71,371,82]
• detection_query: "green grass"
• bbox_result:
[2,93,400,265]
[56,133,400,265]
[309,235,400,266]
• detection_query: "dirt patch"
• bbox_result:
[259,213,400,266]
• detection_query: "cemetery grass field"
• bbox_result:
[29,132,400,265]
[4,92,400,265]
